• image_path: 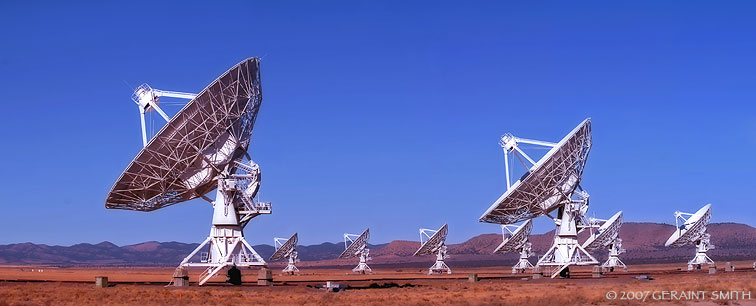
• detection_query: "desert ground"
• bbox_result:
[2,262,756,305]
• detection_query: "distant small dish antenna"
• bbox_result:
[269,233,299,275]
[583,211,626,272]
[494,219,534,274]
[665,204,715,270]
[413,224,451,275]
[339,229,371,274]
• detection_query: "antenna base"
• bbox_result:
[512,245,534,274]
[429,260,452,275]
[602,256,627,272]
[687,233,715,270]
[352,249,372,274]
[600,239,627,272]
[428,247,452,275]
[177,225,267,285]
[282,263,300,275]
[512,258,534,274]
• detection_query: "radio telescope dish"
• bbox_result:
[270,233,299,275]
[339,229,371,274]
[665,204,715,270]
[108,58,271,286]
[479,118,592,225]
[480,118,597,278]
[583,211,626,272]
[106,58,263,211]
[494,219,532,253]
[413,224,451,274]
[494,219,534,274]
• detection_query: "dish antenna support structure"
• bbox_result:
[494,219,534,273]
[131,83,198,147]
[339,229,371,274]
[269,233,299,275]
[413,224,451,274]
[665,204,715,270]
[583,211,626,272]
[480,119,598,278]
[107,59,269,286]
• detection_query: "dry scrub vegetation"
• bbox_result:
[2,272,756,306]
[0,270,756,306]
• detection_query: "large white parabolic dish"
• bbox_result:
[582,211,623,250]
[106,58,263,211]
[269,233,298,261]
[494,219,533,254]
[479,118,592,224]
[665,204,712,247]
[339,229,370,259]
[414,224,448,256]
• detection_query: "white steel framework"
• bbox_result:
[270,234,300,275]
[131,83,198,147]
[483,120,597,278]
[603,238,627,271]
[108,59,270,286]
[536,190,598,278]
[269,233,299,275]
[339,230,371,274]
[107,58,264,211]
[666,205,715,270]
[414,224,451,275]
[583,211,627,272]
[494,219,534,274]
[479,119,591,225]
[177,158,271,285]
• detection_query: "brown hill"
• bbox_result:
[1,222,754,267]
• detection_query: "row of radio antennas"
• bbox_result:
[490,120,719,277]
[269,225,453,276]
[232,208,712,277]
[125,78,718,281]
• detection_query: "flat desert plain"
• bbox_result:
[2,262,756,305]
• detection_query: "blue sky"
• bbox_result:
[0,1,754,247]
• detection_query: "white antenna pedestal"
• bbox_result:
[665,205,715,271]
[352,249,372,274]
[414,225,451,275]
[688,234,715,270]
[283,251,300,275]
[536,196,598,278]
[602,239,627,272]
[429,246,451,275]
[340,230,372,274]
[175,169,271,286]
[270,234,299,275]
[512,243,534,273]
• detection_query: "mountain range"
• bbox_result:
[1,222,754,267]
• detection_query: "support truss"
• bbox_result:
[175,159,271,286]
[688,233,715,270]
[536,190,598,278]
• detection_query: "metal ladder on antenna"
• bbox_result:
[198,266,224,286]
[552,264,570,278]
